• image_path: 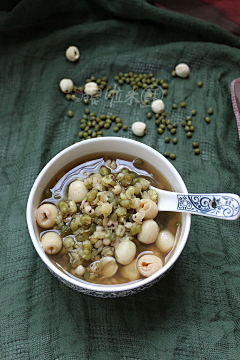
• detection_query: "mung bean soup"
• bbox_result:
[36,154,181,285]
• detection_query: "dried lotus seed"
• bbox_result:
[120,259,141,281]
[137,254,163,277]
[84,82,99,96]
[36,203,59,229]
[139,199,158,220]
[59,79,74,93]
[115,241,136,265]
[151,99,165,114]
[99,256,118,277]
[175,63,190,78]
[156,229,175,253]
[75,265,86,276]
[68,180,88,202]
[41,231,62,255]
[131,121,146,136]
[137,219,160,244]
[65,46,80,62]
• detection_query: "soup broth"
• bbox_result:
[37,153,181,285]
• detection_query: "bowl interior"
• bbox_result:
[27,137,191,293]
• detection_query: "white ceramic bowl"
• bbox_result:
[26,137,191,297]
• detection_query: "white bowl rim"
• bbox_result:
[26,137,191,293]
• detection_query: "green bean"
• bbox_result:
[44,189,52,199]
[128,213,134,222]
[83,240,93,252]
[70,219,78,232]
[111,212,118,221]
[102,174,116,187]
[54,194,61,199]
[61,225,71,237]
[100,166,110,176]
[96,218,103,226]
[68,110,73,118]
[205,116,211,123]
[192,141,199,148]
[169,153,176,160]
[134,158,144,166]
[121,174,133,187]
[57,222,64,230]
[131,177,140,185]
[58,201,68,218]
[130,223,142,235]
[198,81,203,87]
[208,108,213,115]
[80,214,92,225]
[110,232,116,242]
[87,189,98,202]
[120,199,130,207]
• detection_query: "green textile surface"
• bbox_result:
[1,1,240,359]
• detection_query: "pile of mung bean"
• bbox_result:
[114,72,168,96]
[78,110,128,141]
[60,49,214,160]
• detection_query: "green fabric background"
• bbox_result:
[1,0,240,359]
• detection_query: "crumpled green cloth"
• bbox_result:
[1,1,240,359]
